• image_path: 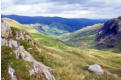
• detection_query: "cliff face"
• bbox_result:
[96,16,121,49]
[1,19,55,80]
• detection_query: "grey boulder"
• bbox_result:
[88,64,104,75]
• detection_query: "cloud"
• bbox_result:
[12,0,87,5]
[1,0,121,19]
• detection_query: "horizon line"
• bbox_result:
[1,14,110,20]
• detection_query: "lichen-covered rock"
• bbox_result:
[1,38,8,46]
[14,46,24,59]
[8,66,17,80]
[88,64,104,75]
[1,20,12,38]
[28,48,32,50]
[9,40,18,48]
[15,31,24,40]
[25,35,31,40]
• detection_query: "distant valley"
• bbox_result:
[2,15,107,36]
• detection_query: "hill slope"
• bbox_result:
[26,23,69,36]
[2,18,121,80]
[96,16,121,51]
[59,24,103,48]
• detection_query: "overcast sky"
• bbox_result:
[1,0,121,19]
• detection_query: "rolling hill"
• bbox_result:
[58,24,103,48]
[26,23,69,36]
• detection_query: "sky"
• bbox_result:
[1,0,121,19]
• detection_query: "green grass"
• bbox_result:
[1,46,12,80]
[58,24,103,48]
[1,46,30,80]
[18,38,121,80]
[31,33,68,50]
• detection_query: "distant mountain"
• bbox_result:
[58,24,103,48]
[1,15,107,33]
[96,16,121,51]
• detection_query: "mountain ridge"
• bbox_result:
[2,15,107,32]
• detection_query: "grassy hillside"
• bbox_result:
[58,24,103,48]
[3,18,121,80]
[26,23,69,37]
[3,18,68,50]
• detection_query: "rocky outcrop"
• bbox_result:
[8,66,17,80]
[15,31,25,40]
[1,19,56,80]
[14,45,55,80]
[9,40,18,49]
[1,20,12,38]
[1,38,18,49]
[88,64,104,75]
[1,38,8,46]
[25,35,31,40]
